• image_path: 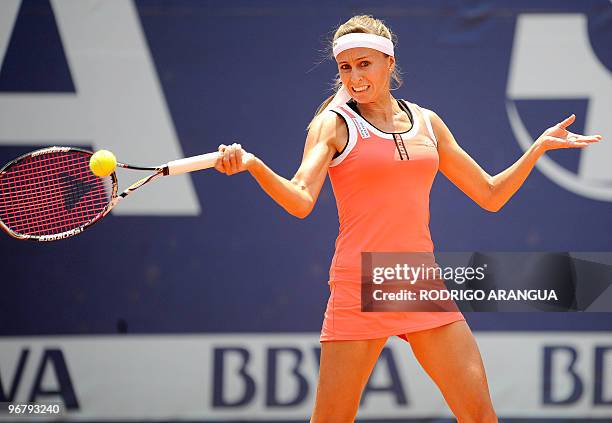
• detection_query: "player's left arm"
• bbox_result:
[433,112,602,212]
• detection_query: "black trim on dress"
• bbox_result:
[330,110,349,160]
[346,98,413,134]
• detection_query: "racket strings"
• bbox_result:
[0,173,102,203]
[0,157,108,235]
[0,151,114,236]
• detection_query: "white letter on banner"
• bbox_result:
[507,14,612,201]
[0,0,200,215]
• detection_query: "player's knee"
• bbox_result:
[455,402,497,423]
[311,406,357,423]
[311,393,359,423]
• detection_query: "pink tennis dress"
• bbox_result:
[320,99,465,342]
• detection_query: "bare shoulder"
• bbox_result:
[419,106,442,126]
[409,102,444,132]
[307,110,348,154]
[423,108,452,144]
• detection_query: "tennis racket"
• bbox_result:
[0,146,224,241]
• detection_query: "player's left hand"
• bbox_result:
[536,114,602,151]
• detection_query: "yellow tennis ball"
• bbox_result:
[89,150,117,177]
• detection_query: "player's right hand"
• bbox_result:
[215,143,255,175]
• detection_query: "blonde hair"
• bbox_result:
[307,15,402,130]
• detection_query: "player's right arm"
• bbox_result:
[215,111,347,218]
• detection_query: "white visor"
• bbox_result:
[332,33,394,59]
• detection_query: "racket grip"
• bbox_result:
[166,152,220,175]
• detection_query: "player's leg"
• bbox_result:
[402,320,497,423]
[310,337,388,423]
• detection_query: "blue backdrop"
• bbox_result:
[1,0,611,337]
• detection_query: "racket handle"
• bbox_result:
[166,152,220,175]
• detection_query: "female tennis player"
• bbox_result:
[214,15,601,423]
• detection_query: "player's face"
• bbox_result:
[336,47,394,103]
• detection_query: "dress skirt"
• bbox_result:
[320,280,465,343]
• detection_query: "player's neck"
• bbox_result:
[355,93,399,123]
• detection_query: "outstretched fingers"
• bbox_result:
[547,134,601,148]
[567,133,602,144]
[538,114,602,151]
